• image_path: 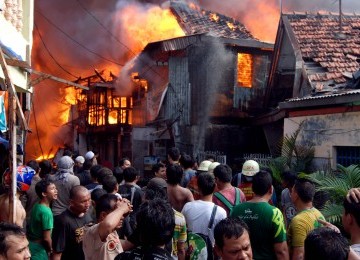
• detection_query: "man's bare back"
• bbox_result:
[0,193,26,227]
[167,184,194,212]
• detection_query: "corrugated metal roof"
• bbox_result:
[286,89,360,102]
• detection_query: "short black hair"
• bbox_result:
[95,193,118,219]
[152,162,166,174]
[282,171,297,186]
[102,175,118,193]
[214,217,249,249]
[304,227,349,260]
[119,157,130,167]
[136,198,175,247]
[91,188,107,204]
[97,167,113,184]
[26,160,40,173]
[167,147,180,161]
[197,172,216,196]
[213,164,232,183]
[252,170,272,196]
[166,164,183,185]
[144,184,168,201]
[0,222,26,256]
[180,154,194,169]
[70,185,89,200]
[113,166,124,184]
[39,160,53,178]
[123,167,138,182]
[82,159,93,170]
[343,197,360,227]
[90,165,103,180]
[294,179,315,203]
[35,179,54,199]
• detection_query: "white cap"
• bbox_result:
[84,151,95,160]
[198,160,212,172]
[75,156,85,164]
[242,160,260,177]
[208,162,220,174]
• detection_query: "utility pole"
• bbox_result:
[339,0,342,32]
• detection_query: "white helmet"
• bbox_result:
[208,162,220,174]
[242,160,260,177]
[197,160,212,172]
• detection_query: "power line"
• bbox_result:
[34,23,79,79]
[35,9,125,67]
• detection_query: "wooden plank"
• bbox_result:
[0,48,29,130]
[5,57,89,90]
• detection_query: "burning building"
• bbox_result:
[125,1,274,171]
[51,1,274,171]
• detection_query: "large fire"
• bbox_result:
[237,53,253,88]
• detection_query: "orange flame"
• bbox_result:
[116,5,185,53]
[227,21,236,31]
[36,154,55,161]
[209,13,220,22]
[237,53,253,88]
[189,2,200,11]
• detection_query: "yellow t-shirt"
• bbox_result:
[288,207,325,247]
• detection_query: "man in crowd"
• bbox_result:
[0,222,31,260]
[213,164,245,216]
[27,179,57,259]
[167,147,181,165]
[231,170,288,260]
[304,227,350,260]
[214,217,252,260]
[151,162,167,180]
[281,171,297,228]
[82,194,132,260]
[182,172,227,245]
[115,198,175,259]
[288,179,325,260]
[50,156,80,216]
[166,164,194,212]
[343,195,360,255]
[51,185,93,260]
[180,154,196,187]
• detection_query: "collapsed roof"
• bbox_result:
[170,1,254,39]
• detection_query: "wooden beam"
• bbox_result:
[0,48,29,131]
[5,57,89,90]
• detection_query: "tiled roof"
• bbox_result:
[170,1,254,40]
[286,12,360,87]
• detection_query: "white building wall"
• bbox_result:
[284,111,360,169]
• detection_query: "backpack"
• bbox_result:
[185,205,217,260]
[213,187,242,214]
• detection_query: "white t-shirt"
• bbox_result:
[83,223,123,260]
[181,200,227,245]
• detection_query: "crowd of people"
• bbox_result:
[0,147,359,260]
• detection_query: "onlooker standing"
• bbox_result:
[281,171,297,228]
[152,162,167,180]
[179,154,196,187]
[51,186,93,260]
[84,151,97,166]
[115,198,175,259]
[231,170,288,260]
[182,172,227,245]
[28,180,58,260]
[214,217,253,260]
[50,156,80,216]
[39,159,53,179]
[187,160,212,200]
[75,159,92,186]
[73,156,85,175]
[85,165,103,192]
[343,196,360,256]
[167,147,181,165]
[288,179,325,260]
[213,164,245,216]
[0,222,31,259]
[166,164,194,212]
[82,194,132,260]
[304,227,350,260]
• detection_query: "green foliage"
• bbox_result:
[301,164,360,225]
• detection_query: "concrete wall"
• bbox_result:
[284,111,360,169]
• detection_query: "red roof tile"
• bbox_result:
[286,12,360,85]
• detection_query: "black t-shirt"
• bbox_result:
[118,184,143,211]
[52,209,93,260]
[115,246,172,260]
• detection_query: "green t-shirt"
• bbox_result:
[28,203,53,241]
[231,202,286,260]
